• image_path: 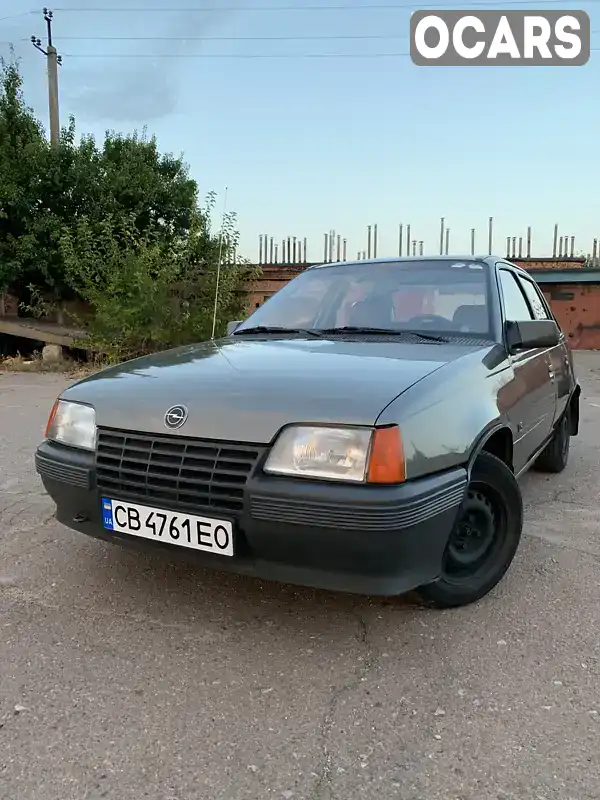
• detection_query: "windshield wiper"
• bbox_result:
[317,326,400,335]
[317,326,447,342]
[233,325,448,342]
[232,325,323,338]
[398,329,449,342]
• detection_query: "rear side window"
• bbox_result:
[499,270,534,322]
[516,276,551,320]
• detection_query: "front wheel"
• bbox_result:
[415,452,523,609]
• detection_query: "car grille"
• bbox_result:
[95,428,264,514]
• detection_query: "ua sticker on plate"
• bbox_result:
[102,498,114,530]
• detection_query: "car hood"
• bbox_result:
[63,337,474,443]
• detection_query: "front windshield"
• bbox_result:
[235,259,492,338]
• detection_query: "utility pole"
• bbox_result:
[32,8,62,147]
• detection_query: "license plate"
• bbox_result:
[101,497,234,556]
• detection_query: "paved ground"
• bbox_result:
[1,354,599,800]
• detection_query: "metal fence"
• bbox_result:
[255,218,600,267]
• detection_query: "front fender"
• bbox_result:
[375,346,513,481]
[466,423,513,477]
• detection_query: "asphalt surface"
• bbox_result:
[1,354,599,800]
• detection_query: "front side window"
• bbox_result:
[499,270,534,322]
[235,259,492,338]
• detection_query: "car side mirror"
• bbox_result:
[505,319,560,352]
[226,320,241,336]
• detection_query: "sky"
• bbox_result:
[1,0,599,262]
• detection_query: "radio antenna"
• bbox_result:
[210,186,228,340]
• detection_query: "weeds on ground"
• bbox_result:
[0,352,99,379]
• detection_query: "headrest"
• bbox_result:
[452,304,488,333]
[348,295,394,327]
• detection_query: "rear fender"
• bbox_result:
[568,383,581,436]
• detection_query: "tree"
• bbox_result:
[97,128,198,239]
[0,59,258,358]
[0,60,207,302]
[26,124,201,303]
[0,58,48,293]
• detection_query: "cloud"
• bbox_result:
[67,57,178,123]
[64,2,243,123]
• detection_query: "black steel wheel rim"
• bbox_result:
[443,482,507,581]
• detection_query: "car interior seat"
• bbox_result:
[347,294,395,328]
[452,304,489,333]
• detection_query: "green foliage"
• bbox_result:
[0,59,258,361]
[19,283,57,319]
[0,58,48,291]
[60,210,257,363]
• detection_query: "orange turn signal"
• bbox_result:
[366,425,406,484]
[45,399,59,438]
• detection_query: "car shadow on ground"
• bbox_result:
[69,531,430,631]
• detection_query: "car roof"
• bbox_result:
[307,255,499,270]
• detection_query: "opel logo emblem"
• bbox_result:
[164,405,188,430]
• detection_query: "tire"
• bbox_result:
[415,452,523,609]
[533,412,570,474]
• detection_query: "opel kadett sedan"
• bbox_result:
[35,256,580,608]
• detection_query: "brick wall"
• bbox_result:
[243,257,588,311]
[511,257,586,271]
[541,284,600,349]
[5,257,595,348]
[2,258,586,318]
[242,257,600,350]
[245,265,307,310]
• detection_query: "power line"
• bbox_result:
[52,0,600,11]
[50,29,600,41]
[54,34,415,40]
[59,48,600,58]
[58,27,600,41]
[0,11,36,23]
[63,52,413,58]
[2,33,595,47]
[4,29,600,44]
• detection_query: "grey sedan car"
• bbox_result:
[35,256,580,608]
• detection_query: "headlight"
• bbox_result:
[263,425,405,484]
[45,399,97,451]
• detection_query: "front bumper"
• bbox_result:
[35,440,468,596]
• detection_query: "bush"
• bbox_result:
[60,209,258,363]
